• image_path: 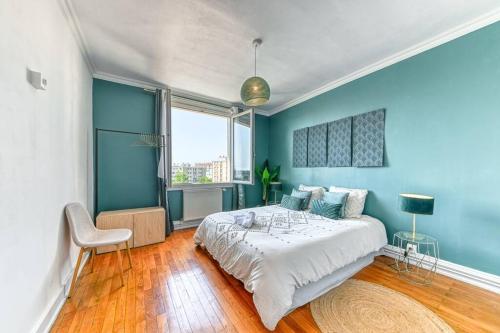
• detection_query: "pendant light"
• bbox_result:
[240,38,270,106]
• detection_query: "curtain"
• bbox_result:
[156,89,174,235]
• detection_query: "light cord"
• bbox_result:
[254,42,257,76]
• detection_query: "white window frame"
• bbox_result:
[167,95,254,189]
[230,109,255,185]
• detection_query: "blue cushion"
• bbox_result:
[310,199,342,220]
[291,189,312,210]
[280,194,304,211]
[323,191,349,218]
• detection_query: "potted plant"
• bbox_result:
[255,159,280,205]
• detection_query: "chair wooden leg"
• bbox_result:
[68,248,85,298]
[115,244,125,287]
[125,241,133,269]
[90,248,96,273]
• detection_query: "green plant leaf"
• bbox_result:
[262,167,270,184]
[255,160,280,203]
[255,165,263,178]
[269,166,280,181]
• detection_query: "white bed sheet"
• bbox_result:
[193,205,387,330]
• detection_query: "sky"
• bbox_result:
[171,108,228,164]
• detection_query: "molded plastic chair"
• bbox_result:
[65,202,133,297]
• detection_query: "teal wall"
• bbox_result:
[93,79,158,214]
[246,114,270,207]
[93,78,268,218]
[269,22,500,275]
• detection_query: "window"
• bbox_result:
[231,110,254,184]
[168,95,254,187]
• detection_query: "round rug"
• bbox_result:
[310,279,454,333]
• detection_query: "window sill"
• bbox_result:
[167,183,234,191]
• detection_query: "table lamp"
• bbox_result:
[269,182,282,204]
[400,193,434,240]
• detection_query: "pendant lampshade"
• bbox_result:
[241,39,270,106]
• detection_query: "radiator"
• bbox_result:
[182,188,223,222]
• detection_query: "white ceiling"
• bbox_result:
[70,0,500,113]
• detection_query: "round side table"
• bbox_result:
[392,231,440,285]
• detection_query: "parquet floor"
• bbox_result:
[51,229,500,332]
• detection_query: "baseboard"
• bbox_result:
[383,245,500,294]
[174,219,202,230]
[33,252,90,333]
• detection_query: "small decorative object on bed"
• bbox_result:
[255,159,280,205]
[329,186,368,218]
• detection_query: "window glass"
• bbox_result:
[232,112,252,183]
[171,107,229,185]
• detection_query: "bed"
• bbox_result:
[193,205,387,330]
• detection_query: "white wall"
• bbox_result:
[0,1,93,332]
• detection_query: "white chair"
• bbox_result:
[65,202,133,297]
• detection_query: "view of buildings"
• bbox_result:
[172,156,229,184]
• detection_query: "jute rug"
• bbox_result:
[310,279,454,333]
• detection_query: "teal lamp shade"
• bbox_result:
[240,76,270,106]
[400,194,434,215]
[269,182,282,192]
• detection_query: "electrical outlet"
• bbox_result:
[406,243,417,254]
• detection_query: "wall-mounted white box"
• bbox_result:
[28,69,47,90]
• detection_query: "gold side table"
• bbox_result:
[392,231,439,285]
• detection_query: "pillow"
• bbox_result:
[329,186,368,218]
[298,184,325,209]
[310,199,342,220]
[323,191,349,218]
[291,189,312,210]
[280,194,304,211]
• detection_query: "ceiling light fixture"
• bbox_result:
[240,38,270,107]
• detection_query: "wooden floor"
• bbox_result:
[51,229,500,333]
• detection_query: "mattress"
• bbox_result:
[194,205,387,330]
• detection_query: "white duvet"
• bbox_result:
[193,205,387,330]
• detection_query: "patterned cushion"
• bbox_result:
[310,199,342,220]
[323,191,349,218]
[329,186,368,218]
[291,189,312,210]
[280,194,304,211]
[298,184,325,209]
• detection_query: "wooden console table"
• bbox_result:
[96,207,165,253]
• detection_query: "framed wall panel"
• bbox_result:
[307,123,328,167]
[352,109,385,167]
[327,117,352,167]
[293,127,308,167]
